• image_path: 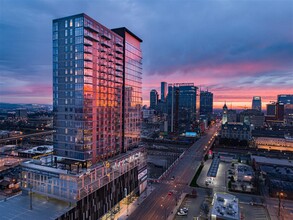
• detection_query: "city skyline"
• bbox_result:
[1,0,293,109]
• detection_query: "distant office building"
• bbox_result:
[252,96,262,111]
[21,13,147,220]
[15,108,27,118]
[227,109,237,123]
[276,102,285,121]
[156,99,167,114]
[266,103,276,116]
[161,81,168,102]
[278,94,293,105]
[265,102,285,124]
[150,89,159,110]
[167,83,199,133]
[284,104,293,126]
[221,123,251,141]
[200,90,213,115]
[239,109,264,128]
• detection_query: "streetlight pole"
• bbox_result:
[278,192,282,217]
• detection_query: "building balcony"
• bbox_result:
[84,38,93,46]
[116,66,123,72]
[101,32,111,40]
[84,30,99,42]
[84,23,100,34]
[115,54,123,60]
[115,60,123,66]
[115,40,123,47]
[100,67,107,73]
[116,47,123,54]
[100,54,107,60]
[101,41,111,48]
[84,62,93,69]
[84,54,93,61]
[84,47,93,54]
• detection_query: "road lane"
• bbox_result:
[127,124,220,220]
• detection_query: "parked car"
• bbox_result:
[177,210,187,216]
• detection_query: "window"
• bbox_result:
[53,40,58,47]
[70,29,73,36]
[70,19,73,27]
[75,44,83,52]
[65,29,68,37]
[65,20,68,28]
[75,36,83,44]
[53,32,58,40]
[75,27,83,36]
[53,22,58,31]
[75,17,83,27]
[65,38,68,44]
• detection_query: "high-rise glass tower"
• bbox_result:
[161,82,168,102]
[53,14,142,165]
[167,83,198,133]
[278,94,293,105]
[252,96,262,111]
[112,28,143,151]
[200,90,213,115]
[150,89,159,110]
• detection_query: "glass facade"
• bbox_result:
[200,91,213,115]
[167,83,198,133]
[252,96,262,111]
[112,28,143,151]
[53,14,125,164]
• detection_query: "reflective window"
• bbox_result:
[75,17,83,27]
[75,27,83,36]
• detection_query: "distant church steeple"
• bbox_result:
[222,102,228,124]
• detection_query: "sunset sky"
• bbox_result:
[0,0,292,109]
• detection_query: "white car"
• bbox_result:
[177,211,187,216]
[181,207,188,213]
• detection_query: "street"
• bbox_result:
[127,124,220,220]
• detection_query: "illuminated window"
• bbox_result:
[65,20,68,28]
[70,19,73,27]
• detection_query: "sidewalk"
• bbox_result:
[116,185,156,220]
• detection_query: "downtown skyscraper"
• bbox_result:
[200,90,213,116]
[252,96,262,111]
[53,14,142,165]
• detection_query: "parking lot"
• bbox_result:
[174,196,207,220]
[197,159,229,192]
[240,204,270,220]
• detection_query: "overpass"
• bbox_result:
[0,130,54,143]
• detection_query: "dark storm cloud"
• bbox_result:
[0,0,292,104]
